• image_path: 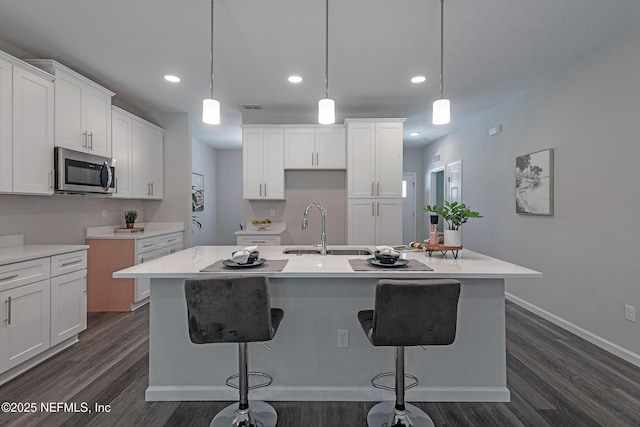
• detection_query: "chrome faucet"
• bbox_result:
[302,202,327,255]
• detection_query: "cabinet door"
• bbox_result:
[111,109,132,197]
[85,86,112,157]
[0,280,51,373]
[347,199,376,245]
[0,58,11,193]
[262,128,284,199]
[243,128,265,199]
[375,199,403,245]
[316,127,346,169]
[55,72,85,151]
[284,127,314,169]
[50,269,87,346]
[375,122,403,198]
[135,252,155,302]
[148,127,164,199]
[347,123,376,198]
[12,67,54,195]
[131,120,151,198]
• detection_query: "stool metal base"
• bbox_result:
[210,401,277,427]
[367,401,434,427]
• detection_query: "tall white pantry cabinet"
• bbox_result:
[346,119,404,245]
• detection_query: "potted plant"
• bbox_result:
[122,210,139,229]
[422,201,483,246]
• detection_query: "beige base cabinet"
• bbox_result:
[0,51,54,195]
[26,59,114,158]
[347,199,403,246]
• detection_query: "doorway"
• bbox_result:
[402,173,416,244]
[429,167,445,232]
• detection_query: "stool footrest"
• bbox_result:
[371,372,419,392]
[225,372,273,391]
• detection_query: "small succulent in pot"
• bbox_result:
[122,210,139,228]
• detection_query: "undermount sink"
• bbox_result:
[282,247,373,256]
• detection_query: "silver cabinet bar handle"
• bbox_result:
[60,260,82,268]
[0,274,19,282]
[371,182,374,196]
[49,170,53,190]
[259,183,262,197]
[316,152,319,166]
[371,202,375,216]
[6,296,11,325]
[83,131,87,149]
[250,240,266,244]
[311,152,314,166]
[377,182,380,196]
[377,201,380,216]
[89,132,93,150]
[264,183,267,197]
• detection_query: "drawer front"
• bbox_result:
[156,232,183,249]
[237,235,280,246]
[50,251,87,277]
[136,237,157,255]
[0,258,51,292]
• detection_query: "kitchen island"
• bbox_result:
[113,245,541,402]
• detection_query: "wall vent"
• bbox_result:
[433,153,441,164]
[241,104,262,110]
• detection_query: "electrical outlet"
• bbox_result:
[102,209,108,219]
[625,304,636,322]
[337,329,349,348]
[269,208,276,217]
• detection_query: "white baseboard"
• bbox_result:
[145,385,510,403]
[506,293,640,368]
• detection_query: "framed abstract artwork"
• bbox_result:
[192,173,204,212]
[516,149,554,215]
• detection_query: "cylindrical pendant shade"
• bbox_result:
[203,98,220,125]
[318,98,335,124]
[432,98,450,125]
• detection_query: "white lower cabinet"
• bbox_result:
[236,235,281,246]
[347,199,403,246]
[0,249,87,376]
[134,232,183,304]
[0,279,51,373]
[50,269,87,346]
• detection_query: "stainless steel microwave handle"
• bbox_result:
[100,162,113,191]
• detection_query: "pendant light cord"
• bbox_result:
[439,0,444,99]
[210,0,214,99]
[325,0,329,99]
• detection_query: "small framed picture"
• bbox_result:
[516,149,554,215]
[192,173,204,212]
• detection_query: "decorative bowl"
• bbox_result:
[374,251,400,264]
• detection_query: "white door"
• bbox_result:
[347,123,376,198]
[111,109,132,197]
[132,120,151,198]
[402,173,416,245]
[243,129,265,199]
[376,199,403,245]
[85,86,112,157]
[347,199,376,245]
[446,160,462,203]
[135,251,155,302]
[262,128,284,199]
[148,127,164,198]
[284,127,314,169]
[316,127,346,169]
[50,270,87,346]
[375,122,403,198]
[56,73,85,151]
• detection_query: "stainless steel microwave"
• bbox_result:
[54,147,115,194]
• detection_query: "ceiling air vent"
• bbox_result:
[433,153,441,164]
[241,104,262,110]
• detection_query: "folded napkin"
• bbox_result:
[375,245,400,255]
[232,245,258,263]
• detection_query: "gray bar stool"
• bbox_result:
[185,275,284,427]
[358,278,461,427]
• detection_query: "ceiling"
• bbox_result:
[1,0,640,149]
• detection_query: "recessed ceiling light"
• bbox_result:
[164,75,181,83]
[410,132,420,137]
[288,75,303,83]
[410,75,426,84]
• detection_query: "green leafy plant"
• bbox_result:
[423,201,483,230]
[122,209,139,224]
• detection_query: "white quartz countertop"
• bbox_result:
[85,222,184,240]
[113,245,542,280]
[0,244,89,266]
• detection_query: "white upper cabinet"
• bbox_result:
[284,125,345,169]
[0,57,11,193]
[243,127,284,200]
[111,107,133,197]
[26,60,114,158]
[347,119,404,199]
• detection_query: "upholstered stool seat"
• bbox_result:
[185,275,283,427]
[358,278,461,427]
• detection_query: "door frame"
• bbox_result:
[402,172,416,244]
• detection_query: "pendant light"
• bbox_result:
[318,0,335,124]
[203,0,220,125]
[432,0,450,125]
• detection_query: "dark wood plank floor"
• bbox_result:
[1,301,639,427]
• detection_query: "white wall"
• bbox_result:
[216,149,243,244]
[422,24,640,364]
[191,139,217,245]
